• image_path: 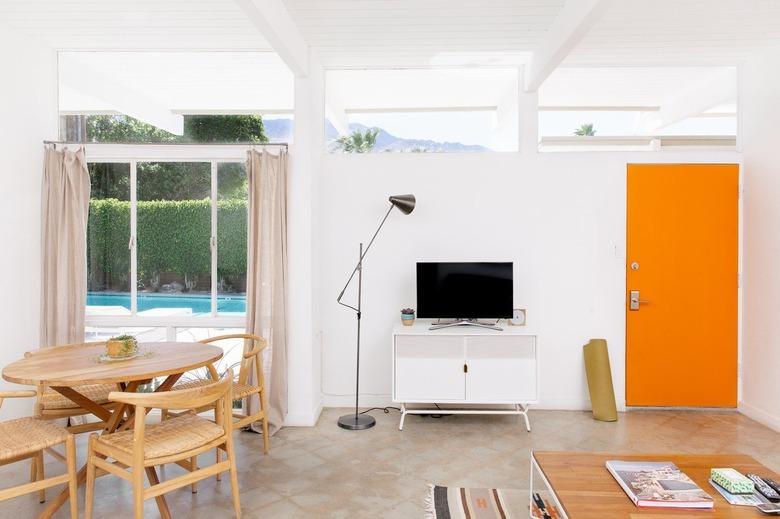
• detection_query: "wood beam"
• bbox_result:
[234,0,309,77]
[524,0,613,92]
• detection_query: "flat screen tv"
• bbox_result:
[416,262,513,319]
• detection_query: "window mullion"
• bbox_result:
[130,160,138,316]
[211,161,218,317]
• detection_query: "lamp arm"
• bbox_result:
[336,203,395,312]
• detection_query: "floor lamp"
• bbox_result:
[336,194,416,430]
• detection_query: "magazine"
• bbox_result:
[606,460,714,509]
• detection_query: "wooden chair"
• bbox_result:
[167,333,270,454]
[25,342,123,435]
[0,390,78,518]
[84,371,242,519]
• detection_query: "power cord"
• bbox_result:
[359,406,401,415]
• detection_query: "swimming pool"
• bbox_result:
[87,292,246,314]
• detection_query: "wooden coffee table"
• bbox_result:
[531,452,780,518]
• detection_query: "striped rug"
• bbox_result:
[425,485,529,519]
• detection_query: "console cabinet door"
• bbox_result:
[465,336,536,402]
[394,336,465,401]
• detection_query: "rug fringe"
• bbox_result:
[424,484,437,519]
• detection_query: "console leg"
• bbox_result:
[520,404,531,432]
[399,404,407,431]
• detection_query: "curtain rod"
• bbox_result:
[43,140,289,148]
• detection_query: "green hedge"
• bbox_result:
[87,198,247,291]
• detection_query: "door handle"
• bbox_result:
[629,290,650,311]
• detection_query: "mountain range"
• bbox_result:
[262,118,488,153]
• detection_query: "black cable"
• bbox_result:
[358,406,401,415]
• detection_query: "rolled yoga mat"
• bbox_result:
[583,338,618,422]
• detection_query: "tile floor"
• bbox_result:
[2,408,779,518]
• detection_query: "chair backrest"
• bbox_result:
[0,390,36,410]
[109,370,234,453]
[199,333,267,386]
[108,372,232,411]
[25,341,106,358]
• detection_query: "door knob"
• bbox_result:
[629,290,650,311]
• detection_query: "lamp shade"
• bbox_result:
[389,194,416,215]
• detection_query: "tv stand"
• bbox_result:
[429,318,503,331]
[392,323,538,431]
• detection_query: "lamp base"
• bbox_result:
[337,413,376,430]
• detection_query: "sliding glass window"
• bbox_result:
[85,158,247,318]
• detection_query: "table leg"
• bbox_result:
[145,466,173,519]
[119,374,182,432]
[50,386,113,422]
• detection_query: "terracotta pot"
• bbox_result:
[106,339,137,358]
[401,314,415,326]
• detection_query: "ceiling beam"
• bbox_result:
[524,0,613,92]
[234,0,309,77]
[638,68,737,133]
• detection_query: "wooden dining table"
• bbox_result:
[2,341,223,519]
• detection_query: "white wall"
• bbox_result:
[316,149,741,411]
[0,26,58,419]
[739,49,780,431]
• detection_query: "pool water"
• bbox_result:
[87,292,246,314]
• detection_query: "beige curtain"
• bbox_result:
[246,149,288,435]
[40,146,91,347]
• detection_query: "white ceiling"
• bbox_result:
[2,0,780,68]
[0,0,270,50]
[283,0,565,68]
[567,0,780,66]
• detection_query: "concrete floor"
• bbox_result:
[2,408,779,518]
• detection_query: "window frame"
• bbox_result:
[84,143,256,333]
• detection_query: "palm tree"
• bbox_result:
[574,123,596,136]
[335,128,379,153]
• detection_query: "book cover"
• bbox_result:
[606,460,714,509]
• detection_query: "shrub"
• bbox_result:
[87,198,247,291]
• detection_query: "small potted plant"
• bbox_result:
[106,334,138,358]
[400,308,416,326]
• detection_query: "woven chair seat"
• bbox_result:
[96,414,225,460]
[173,379,259,399]
[0,417,69,461]
[40,384,115,410]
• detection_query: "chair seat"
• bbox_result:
[96,414,225,460]
[0,417,69,461]
[40,384,115,410]
[173,379,259,399]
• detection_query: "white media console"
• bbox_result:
[391,322,538,431]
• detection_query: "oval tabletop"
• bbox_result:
[2,342,223,386]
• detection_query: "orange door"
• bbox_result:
[626,163,738,407]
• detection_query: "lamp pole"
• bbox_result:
[336,195,415,431]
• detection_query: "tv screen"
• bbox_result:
[416,262,513,319]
